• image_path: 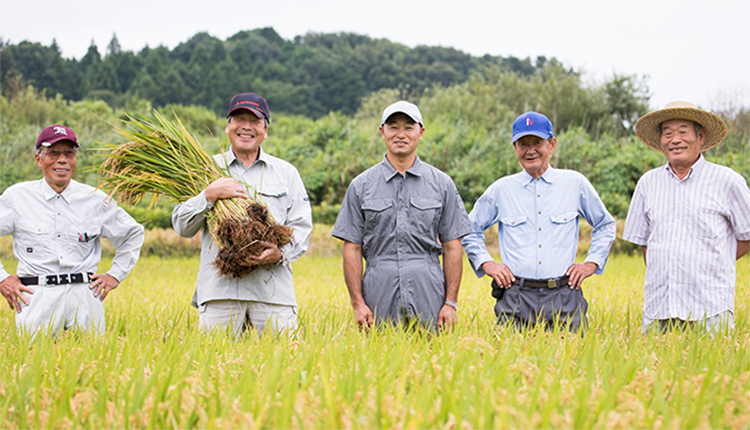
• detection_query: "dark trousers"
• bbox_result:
[494,283,588,333]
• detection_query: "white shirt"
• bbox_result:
[172,148,312,307]
[0,179,144,282]
[623,156,750,320]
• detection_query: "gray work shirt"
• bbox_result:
[332,155,471,327]
[173,148,312,308]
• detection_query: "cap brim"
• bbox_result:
[381,111,423,126]
[512,131,551,143]
[228,107,266,119]
[39,137,79,148]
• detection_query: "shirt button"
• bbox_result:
[538,228,541,231]
[537,194,541,198]
[538,244,542,248]
[538,211,541,214]
[538,261,542,264]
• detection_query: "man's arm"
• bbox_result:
[438,238,462,330]
[641,246,647,265]
[172,178,248,238]
[0,275,34,313]
[342,241,372,328]
[738,241,749,260]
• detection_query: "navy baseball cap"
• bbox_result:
[36,124,79,150]
[512,111,554,143]
[227,93,270,123]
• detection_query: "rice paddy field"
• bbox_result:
[1,228,749,429]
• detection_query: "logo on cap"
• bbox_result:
[526,117,534,126]
[53,126,68,136]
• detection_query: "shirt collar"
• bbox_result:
[225,147,268,168]
[380,154,424,182]
[519,165,556,187]
[664,154,705,180]
[39,178,74,203]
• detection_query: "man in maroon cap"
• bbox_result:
[0,125,144,337]
[173,93,312,338]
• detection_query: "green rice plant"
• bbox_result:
[0,248,748,429]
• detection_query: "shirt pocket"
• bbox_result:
[259,186,291,224]
[499,216,529,251]
[689,206,725,241]
[409,197,443,236]
[549,211,579,248]
[15,221,51,259]
[362,198,394,232]
[66,225,101,262]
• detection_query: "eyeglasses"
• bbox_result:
[41,148,78,159]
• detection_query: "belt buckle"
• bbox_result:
[547,279,557,289]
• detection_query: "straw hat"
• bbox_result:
[634,101,727,152]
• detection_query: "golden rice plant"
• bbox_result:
[97,111,292,277]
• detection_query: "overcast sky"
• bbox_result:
[2,0,749,112]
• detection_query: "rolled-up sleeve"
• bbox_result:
[101,200,145,282]
[579,179,616,275]
[281,171,313,263]
[462,189,500,278]
[172,190,213,238]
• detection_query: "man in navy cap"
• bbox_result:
[173,93,312,338]
[332,101,471,333]
[462,111,616,332]
[0,124,144,337]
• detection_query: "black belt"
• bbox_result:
[513,276,569,289]
[19,272,93,286]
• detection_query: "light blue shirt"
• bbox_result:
[462,166,616,280]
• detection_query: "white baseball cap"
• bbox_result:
[381,101,423,126]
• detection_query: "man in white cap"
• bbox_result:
[462,111,616,333]
[623,101,750,335]
[332,101,471,332]
[0,124,144,337]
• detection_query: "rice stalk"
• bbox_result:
[97,110,293,277]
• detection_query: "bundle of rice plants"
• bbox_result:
[97,111,293,277]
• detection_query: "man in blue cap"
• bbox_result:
[461,111,616,332]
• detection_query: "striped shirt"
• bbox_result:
[623,155,750,320]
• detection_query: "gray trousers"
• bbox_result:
[494,281,588,333]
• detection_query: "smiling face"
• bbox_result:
[35,141,77,193]
[513,135,557,178]
[659,119,704,173]
[225,110,268,161]
[379,113,424,161]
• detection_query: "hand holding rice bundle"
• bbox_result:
[97,111,293,278]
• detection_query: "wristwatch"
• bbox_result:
[444,300,458,311]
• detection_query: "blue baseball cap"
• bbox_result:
[512,111,554,143]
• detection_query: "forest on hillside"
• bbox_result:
[1,28,749,225]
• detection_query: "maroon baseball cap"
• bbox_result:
[36,124,79,150]
[227,93,270,123]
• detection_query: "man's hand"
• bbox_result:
[482,260,516,289]
[89,273,120,301]
[244,241,283,266]
[0,275,34,313]
[438,305,457,332]
[565,262,598,289]
[352,302,374,329]
[204,178,248,203]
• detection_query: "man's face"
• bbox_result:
[513,135,556,178]
[659,119,704,169]
[379,113,424,159]
[35,141,77,192]
[225,110,268,156]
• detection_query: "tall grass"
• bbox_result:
[0,251,748,429]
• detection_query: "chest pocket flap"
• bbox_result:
[500,216,527,227]
[550,212,579,224]
[410,197,442,210]
[362,199,393,212]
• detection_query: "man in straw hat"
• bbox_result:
[0,124,144,337]
[332,101,471,333]
[172,92,312,338]
[623,101,750,335]
[462,111,616,333]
